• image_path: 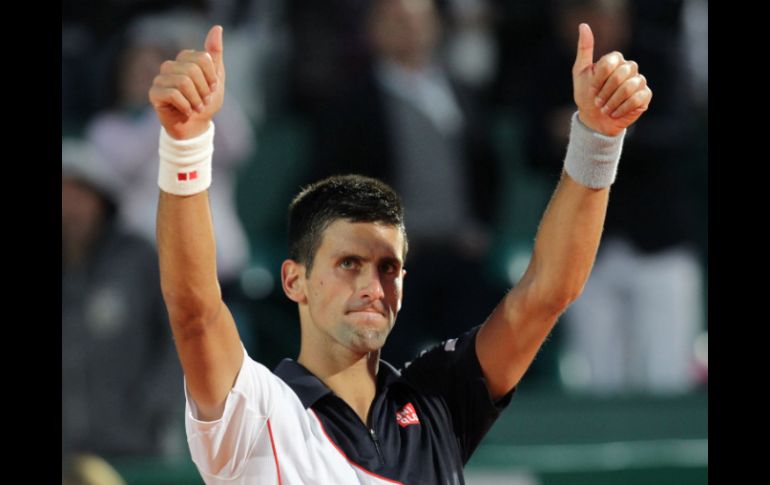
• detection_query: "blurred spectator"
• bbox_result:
[207,0,291,123]
[62,21,97,132]
[682,0,708,109]
[313,0,502,365]
[83,9,257,346]
[518,0,705,394]
[63,0,211,129]
[443,0,499,95]
[62,138,183,459]
[285,0,373,116]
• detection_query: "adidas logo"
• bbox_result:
[395,402,420,428]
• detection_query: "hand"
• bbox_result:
[572,23,652,136]
[148,25,225,140]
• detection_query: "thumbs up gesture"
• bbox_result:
[572,23,652,136]
[148,25,226,140]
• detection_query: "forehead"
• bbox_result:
[317,219,405,261]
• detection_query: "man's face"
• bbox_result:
[369,0,440,67]
[301,220,406,355]
[62,178,107,252]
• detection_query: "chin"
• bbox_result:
[343,322,391,353]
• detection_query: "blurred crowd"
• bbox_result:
[62,0,707,467]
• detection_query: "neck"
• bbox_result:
[298,344,380,425]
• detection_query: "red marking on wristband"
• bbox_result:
[177,171,199,182]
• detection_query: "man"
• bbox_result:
[149,21,651,484]
[62,138,183,460]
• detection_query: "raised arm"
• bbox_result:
[476,23,652,399]
[149,26,242,420]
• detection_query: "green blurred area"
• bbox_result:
[465,386,707,483]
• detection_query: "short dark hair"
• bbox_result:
[288,174,408,272]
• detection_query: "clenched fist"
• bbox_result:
[148,25,226,140]
[572,23,652,136]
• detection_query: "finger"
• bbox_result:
[149,86,194,117]
[573,23,594,76]
[595,60,638,107]
[174,50,218,89]
[602,74,646,116]
[591,51,625,94]
[609,86,653,119]
[204,25,225,80]
[154,74,205,113]
[167,61,212,104]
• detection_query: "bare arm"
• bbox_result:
[150,26,242,420]
[477,23,653,399]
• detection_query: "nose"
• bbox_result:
[358,268,385,302]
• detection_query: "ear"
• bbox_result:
[281,259,307,304]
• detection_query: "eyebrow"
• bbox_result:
[378,256,403,268]
[331,251,403,267]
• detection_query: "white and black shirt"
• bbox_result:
[185,326,514,484]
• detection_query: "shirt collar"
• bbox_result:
[273,358,405,409]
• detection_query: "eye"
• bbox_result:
[340,258,358,270]
[380,261,398,275]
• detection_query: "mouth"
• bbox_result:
[348,309,385,316]
[346,306,387,320]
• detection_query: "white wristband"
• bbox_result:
[563,112,625,189]
[158,122,215,196]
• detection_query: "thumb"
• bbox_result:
[204,25,225,77]
[573,23,594,75]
